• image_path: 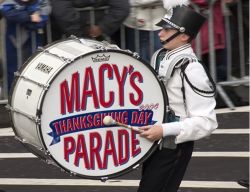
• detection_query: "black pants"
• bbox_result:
[137,141,194,192]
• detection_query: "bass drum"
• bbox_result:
[8,37,167,180]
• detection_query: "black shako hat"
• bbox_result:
[156,5,206,38]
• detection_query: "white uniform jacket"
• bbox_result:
[152,44,218,144]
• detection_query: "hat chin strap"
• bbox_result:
[161,31,181,45]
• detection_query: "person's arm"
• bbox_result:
[0,3,31,23]
[50,0,83,36]
[29,0,51,23]
[97,0,130,36]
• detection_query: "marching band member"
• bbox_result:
[138,0,218,191]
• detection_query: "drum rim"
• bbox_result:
[9,39,168,180]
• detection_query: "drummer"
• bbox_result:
[138,1,218,192]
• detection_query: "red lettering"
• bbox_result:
[86,114,93,127]
[60,72,80,115]
[99,64,114,108]
[113,65,128,106]
[131,111,138,124]
[93,113,101,127]
[73,117,81,130]
[81,67,99,110]
[63,130,142,171]
[74,135,90,169]
[131,131,141,157]
[118,129,129,165]
[64,136,75,162]
[130,71,143,106]
[66,119,74,132]
[53,122,61,135]
[59,120,67,133]
[103,131,118,168]
[89,132,103,169]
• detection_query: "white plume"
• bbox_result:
[163,0,190,10]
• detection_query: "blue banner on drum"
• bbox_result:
[48,109,156,145]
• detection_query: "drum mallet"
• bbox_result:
[103,116,141,132]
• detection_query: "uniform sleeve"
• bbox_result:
[0,3,31,23]
[162,62,218,143]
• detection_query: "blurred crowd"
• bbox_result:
[0,0,249,92]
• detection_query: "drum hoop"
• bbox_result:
[10,40,168,180]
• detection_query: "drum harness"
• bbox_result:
[151,48,216,149]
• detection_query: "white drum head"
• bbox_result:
[39,50,166,179]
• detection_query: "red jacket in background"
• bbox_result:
[191,0,226,55]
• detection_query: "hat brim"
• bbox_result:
[156,19,175,29]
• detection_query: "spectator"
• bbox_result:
[50,0,129,44]
[123,0,165,63]
[0,0,51,90]
[223,0,249,77]
[191,0,227,81]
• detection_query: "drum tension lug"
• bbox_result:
[14,136,25,143]
[69,35,81,43]
[46,159,54,165]
[5,104,11,111]
[34,117,41,125]
[37,46,45,51]
[45,150,51,156]
[60,168,66,173]
[61,56,73,63]
[69,171,76,177]
[14,71,21,77]
[101,177,109,182]
[158,75,167,83]
[133,164,140,170]
[133,52,140,59]
[36,109,42,117]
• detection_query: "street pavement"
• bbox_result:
[0,103,249,192]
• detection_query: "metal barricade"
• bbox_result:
[191,0,248,109]
[216,0,249,109]
[0,18,7,103]
[0,1,248,108]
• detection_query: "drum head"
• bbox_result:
[40,50,166,179]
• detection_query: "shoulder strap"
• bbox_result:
[167,54,198,80]
[170,54,216,110]
[150,48,166,72]
[181,60,216,98]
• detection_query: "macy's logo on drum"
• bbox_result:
[44,62,159,173]
[60,64,143,115]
